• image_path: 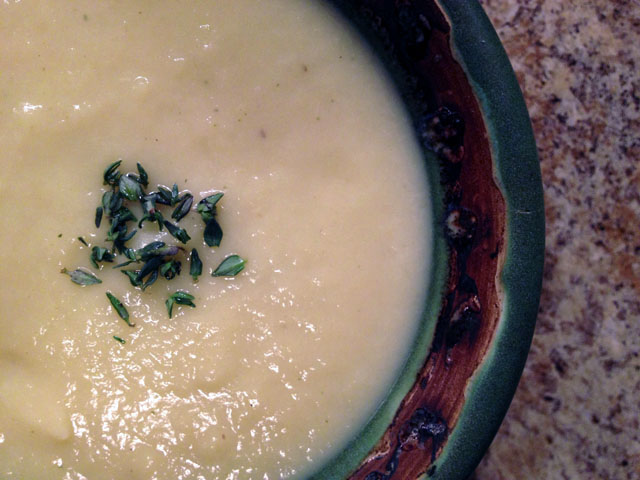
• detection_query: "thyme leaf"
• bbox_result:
[212,255,246,277]
[203,218,223,247]
[122,270,142,287]
[171,183,180,205]
[90,246,115,268]
[139,194,165,230]
[196,193,223,224]
[163,220,191,244]
[199,192,224,209]
[165,291,196,318]
[136,162,149,187]
[171,193,193,222]
[138,211,165,230]
[136,241,166,259]
[119,174,143,201]
[103,160,122,186]
[190,248,202,281]
[106,292,134,326]
[160,259,181,280]
[95,207,103,228]
[136,256,164,283]
[157,184,181,206]
[62,267,102,286]
[141,269,159,290]
[102,190,122,217]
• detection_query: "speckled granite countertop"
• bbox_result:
[470,1,640,479]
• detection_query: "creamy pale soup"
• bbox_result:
[0,0,432,478]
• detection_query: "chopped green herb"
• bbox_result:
[165,291,196,318]
[78,236,89,247]
[190,248,202,281]
[141,193,157,212]
[137,241,180,261]
[136,256,164,283]
[171,193,193,222]
[113,259,136,269]
[119,174,143,201]
[138,211,165,231]
[160,259,181,280]
[171,183,180,205]
[141,269,159,290]
[107,203,138,252]
[203,218,223,247]
[107,222,137,251]
[135,241,166,259]
[62,267,102,285]
[201,192,224,208]
[197,193,223,224]
[122,270,142,287]
[106,292,134,326]
[153,188,170,206]
[90,246,115,268]
[120,228,137,244]
[102,190,123,218]
[58,233,63,238]
[196,193,224,246]
[110,207,137,228]
[136,162,149,187]
[113,336,126,345]
[81,161,245,317]
[124,248,137,261]
[103,160,122,185]
[95,206,103,228]
[212,255,246,277]
[139,194,164,230]
[157,183,181,206]
[163,220,191,244]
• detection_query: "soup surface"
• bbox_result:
[0,0,432,478]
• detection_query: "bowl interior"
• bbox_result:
[309,1,543,478]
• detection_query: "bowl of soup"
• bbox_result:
[0,0,543,478]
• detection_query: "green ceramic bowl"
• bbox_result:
[309,0,544,478]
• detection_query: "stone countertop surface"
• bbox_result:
[470,1,640,479]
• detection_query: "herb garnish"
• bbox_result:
[102,190,121,217]
[139,194,165,230]
[163,220,191,244]
[160,259,181,280]
[190,248,202,281]
[165,291,196,318]
[135,256,164,285]
[119,174,143,201]
[136,162,149,187]
[62,267,102,285]
[106,292,134,326]
[103,160,122,185]
[171,193,193,222]
[95,206,103,228]
[122,270,142,287]
[64,161,246,323]
[157,183,181,206]
[203,218,223,247]
[212,255,246,277]
[197,193,224,247]
[113,335,126,344]
[90,246,115,268]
